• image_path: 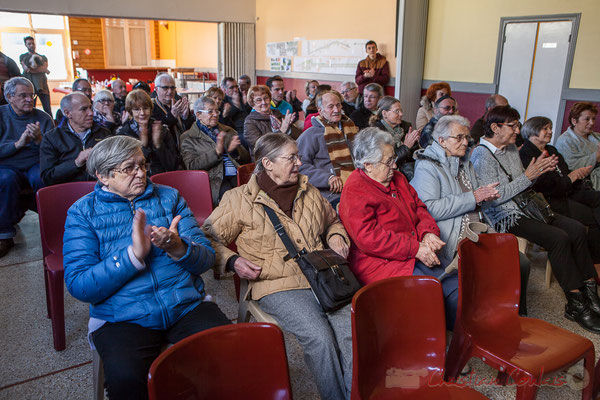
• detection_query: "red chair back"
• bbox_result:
[151,171,213,225]
[457,233,521,330]
[147,323,292,400]
[351,276,447,399]
[237,163,255,186]
[36,181,96,259]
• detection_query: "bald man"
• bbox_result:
[471,94,509,144]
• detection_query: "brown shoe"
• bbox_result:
[0,238,14,258]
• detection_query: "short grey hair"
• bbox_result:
[341,81,356,90]
[60,92,89,113]
[193,96,215,114]
[4,77,33,98]
[352,127,396,170]
[93,89,114,106]
[432,115,471,141]
[364,83,384,97]
[253,133,296,174]
[87,136,142,177]
[154,73,174,87]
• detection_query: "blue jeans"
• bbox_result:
[0,165,44,238]
[412,261,459,330]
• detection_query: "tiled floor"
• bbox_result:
[1,211,599,399]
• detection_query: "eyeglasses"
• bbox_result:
[341,88,357,95]
[378,156,399,169]
[448,134,470,142]
[388,108,403,115]
[157,86,177,91]
[98,99,114,105]
[113,162,150,176]
[498,122,521,130]
[278,154,302,163]
[438,105,456,112]
[226,85,239,90]
[198,109,219,115]
[14,93,37,100]
[253,97,270,105]
[76,87,93,94]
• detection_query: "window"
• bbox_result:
[103,19,150,68]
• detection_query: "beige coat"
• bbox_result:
[180,122,250,205]
[202,173,349,300]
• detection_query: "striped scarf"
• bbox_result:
[318,116,359,183]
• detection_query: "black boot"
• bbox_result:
[565,291,600,334]
[583,280,600,315]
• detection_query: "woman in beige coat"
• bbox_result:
[203,133,352,400]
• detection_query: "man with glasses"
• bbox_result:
[19,36,52,116]
[0,77,54,257]
[349,83,384,130]
[180,96,249,205]
[298,91,359,206]
[419,95,457,148]
[40,92,112,186]
[151,73,194,147]
[340,81,362,117]
[220,77,250,148]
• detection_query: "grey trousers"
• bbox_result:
[259,289,352,400]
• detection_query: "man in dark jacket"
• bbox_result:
[420,95,457,148]
[340,81,362,117]
[0,77,54,257]
[220,77,250,148]
[40,92,112,185]
[111,78,128,115]
[0,52,21,105]
[471,94,509,144]
[151,73,194,147]
[349,83,383,130]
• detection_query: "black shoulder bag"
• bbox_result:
[480,146,555,224]
[262,205,361,313]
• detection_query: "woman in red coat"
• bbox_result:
[339,127,458,329]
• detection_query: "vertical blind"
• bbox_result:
[218,22,255,84]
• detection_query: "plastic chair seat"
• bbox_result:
[467,317,594,375]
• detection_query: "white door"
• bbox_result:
[497,20,572,143]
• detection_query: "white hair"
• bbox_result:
[432,115,471,141]
[352,127,396,170]
[154,73,174,87]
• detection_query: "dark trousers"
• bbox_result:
[563,198,600,263]
[0,165,44,238]
[35,92,52,116]
[413,261,459,330]
[508,214,597,293]
[92,301,231,400]
[218,175,238,202]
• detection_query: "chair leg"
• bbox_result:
[48,269,66,351]
[545,260,553,289]
[93,349,105,400]
[444,327,472,380]
[43,267,51,318]
[582,349,595,400]
[497,371,510,386]
[516,379,540,400]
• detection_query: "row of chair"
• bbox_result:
[34,169,597,399]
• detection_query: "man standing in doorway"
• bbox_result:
[19,36,51,116]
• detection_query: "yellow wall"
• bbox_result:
[157,21,218,68]
[255,0,397,77]
[424,0,600,89]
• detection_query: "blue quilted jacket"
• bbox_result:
[63,181,215,329]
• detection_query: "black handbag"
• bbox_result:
[481,145,555,224]
[262,205,361,313]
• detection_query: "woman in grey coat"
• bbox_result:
[471,105,600,334]
[411,115,529,314]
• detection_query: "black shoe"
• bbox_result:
[0,238,14,258]
[583,281,600,315]
[565,291,600,334]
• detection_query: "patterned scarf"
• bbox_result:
[317,116,359,183]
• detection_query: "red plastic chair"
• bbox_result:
[150,170,213,225]
[147,323,293,400]
[351,276,489,400]
[36,181,96,351]
[446,233,595,400]
[237,163,255,186]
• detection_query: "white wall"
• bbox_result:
[1,0,256,23]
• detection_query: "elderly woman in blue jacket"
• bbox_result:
[63,136,230,400]
[410,115,530,315]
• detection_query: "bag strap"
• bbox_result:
[479,144,513,182]
[262,204,302,261]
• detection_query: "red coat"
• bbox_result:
[339,169,440,284]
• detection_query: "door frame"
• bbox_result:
[492,13,581,138]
